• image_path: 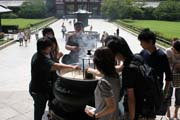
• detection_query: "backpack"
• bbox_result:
[130,54,163,117]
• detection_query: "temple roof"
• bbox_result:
[0,0,24,7]
[0,5,12,13]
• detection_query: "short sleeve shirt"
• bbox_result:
[30,53,54,93]
[140,49,172,89]
[94,78,119,120]
[122,55,148,115]
[166,47,180,72]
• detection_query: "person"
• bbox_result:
[90,25,93,31]
[65,21,84,63]
[138,28,171,96]
[138,29,172,119]
[166,39,180,120]
[24,30,28,47]
[35,29,39,40]
[116,28,119,36]
[61,24,67,38]
[106,35,157,120]
[42,27,63,62]
[100,31,109,47]
[42,27,63,113]
[85,47,120,120]
[29,37,79,120]
[25,27,31,43]
[17,29,24,46]
[73,19,76,24]
[27,27,31,42]
[68,20,72,25]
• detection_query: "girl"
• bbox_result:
[85,47,120,120]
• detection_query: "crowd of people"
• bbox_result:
[27,21,180,120]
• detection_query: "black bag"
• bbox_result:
[130,54,163,116]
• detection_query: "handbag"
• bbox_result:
[172,64,180,88]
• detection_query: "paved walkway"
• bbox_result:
[0,19,177,120]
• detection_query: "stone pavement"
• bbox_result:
[0,19,178,120]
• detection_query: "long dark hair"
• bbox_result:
[105,35,133,59]
[93,47,119,78]
[49,37,60,62]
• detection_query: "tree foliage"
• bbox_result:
[101,0,180,21]
[101,0,121,19]
[153,1,180,21]
[18,0,47,18]
[46,0,56,15]
[101,0,143,19]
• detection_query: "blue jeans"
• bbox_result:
[30,92,49,120]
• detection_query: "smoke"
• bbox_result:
[63,31,99,70]
[77,32,99,69]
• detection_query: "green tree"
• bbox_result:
[101,0,121,19]
[18,0,47,18]
[101,0,143,19]
[153,1,180,20]
[46,0,56,15]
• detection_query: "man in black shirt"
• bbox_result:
[29,38,79,120]
[138,29,171,95]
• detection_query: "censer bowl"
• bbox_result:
[51,68,98,120]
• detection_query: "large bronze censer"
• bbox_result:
[51,32,99,120]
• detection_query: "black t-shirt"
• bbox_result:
[140,49,172,89]
[122,55,146,116]
[29,53,54,93]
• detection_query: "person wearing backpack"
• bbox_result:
[106,35,157,120]
[138,29,172,116]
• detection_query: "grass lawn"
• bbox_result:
[117,20,180,40]
[0,40,11,45]
[2,18,45,29]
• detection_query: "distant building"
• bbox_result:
[0,0,25,7]
[55,0,103,18]
[0,0,47,12]
[136,1,160,8]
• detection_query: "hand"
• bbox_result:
[86,67,94,74]
[72,65,81,70]
[57,52,64,60]
[84,106,95,117]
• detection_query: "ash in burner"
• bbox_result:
[61,69,94,80]
[62,70,84,80]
